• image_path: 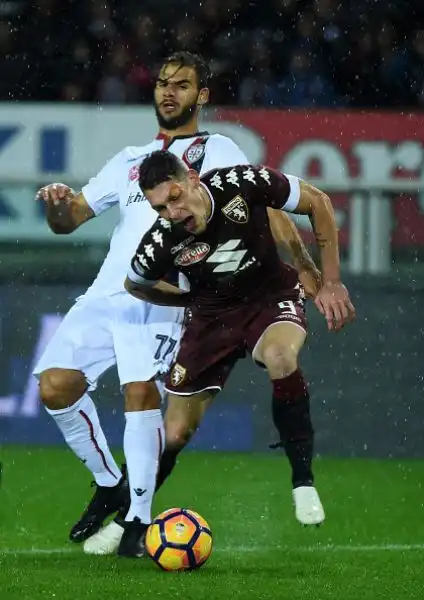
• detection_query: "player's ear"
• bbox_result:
[187,169,201,188]
[197,88,209,106]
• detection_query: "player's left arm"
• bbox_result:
[268,208,321,299]
[288,179,355,330]
[257,166,355,330]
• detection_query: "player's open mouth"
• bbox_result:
[162,101,178,113]
[181,216,196,231]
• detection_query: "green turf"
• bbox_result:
[0,448,423,599]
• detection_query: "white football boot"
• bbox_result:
[83,520,124,555]
[292,486,325,526]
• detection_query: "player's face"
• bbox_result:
[146,173,211,235]
[154,64,205,130]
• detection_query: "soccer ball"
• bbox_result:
[145,508,213,571]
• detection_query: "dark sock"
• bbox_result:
[271,370,314,488]
[155,446,182,492]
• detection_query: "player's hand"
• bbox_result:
[314,281,355,331]
[298,268,322,300]
[35,183,75,206]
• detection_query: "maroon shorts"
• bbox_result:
[165,287,307,395]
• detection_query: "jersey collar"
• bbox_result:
[156,131,210,149]
[200,182,215,223]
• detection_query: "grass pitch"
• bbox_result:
[0,447,423,599]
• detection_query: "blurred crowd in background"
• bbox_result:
[1,0,424,107]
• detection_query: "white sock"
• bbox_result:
[45,393,122,487]
[124,409,164,524]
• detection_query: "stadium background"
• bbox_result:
[0,0,423,458]
[1,3,424,599]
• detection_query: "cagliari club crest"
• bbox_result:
[222,195,249,224]
[184,143,205,164]
[170,363,187,387]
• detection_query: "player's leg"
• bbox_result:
[116,379,164,557]
[33,300,125,541]
[249,300,324,526]
[108,298,183,557]
[84,303,236,556]
[83,387,215,557]
[156,389,215,490]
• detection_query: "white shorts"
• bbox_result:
[33,293,183,390]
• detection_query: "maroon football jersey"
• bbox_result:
[129,165,301,312]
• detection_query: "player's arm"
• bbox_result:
[37,185,94,234]
[124,277,191,307]
[257,166,355,329]
[124,222,192,307]
[37,152,122,234]
[293,181,340,285]
[268,208,321,299]
[290,179,355,329]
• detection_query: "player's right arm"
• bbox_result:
[36,150,123,234]
[125,219,192,307]
[37,185,94,234]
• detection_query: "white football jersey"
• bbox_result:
[81,133,249,299]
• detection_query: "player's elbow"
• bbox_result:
[124,277,149,300]
[47,221,75,234]
[310,188,332,214]
[298,181,332,217]
[124,277,137,294]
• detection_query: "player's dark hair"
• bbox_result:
[162,51,210,89]
[138,150,187,191]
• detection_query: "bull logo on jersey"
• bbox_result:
[170,363,187,387]
[222,195,249,224]
[174,242,210,267]
[184,143,205,165]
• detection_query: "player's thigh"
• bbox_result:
[33,298,116,391]
[247,298,307,372]
[164,390,215,445]
[164,313,242,397]
[112,295,183,386]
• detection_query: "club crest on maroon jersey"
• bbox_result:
[222,195,249,224]
[170,363,187,386]
[174,242,210,267]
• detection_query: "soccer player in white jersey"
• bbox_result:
[35,52,321,557]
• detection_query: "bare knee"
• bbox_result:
[39,368,87,410]
[165,420,197,449]
[261,343,299,379]
[164,390,213,448]
[124,381,161,412]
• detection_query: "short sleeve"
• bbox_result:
[243,166,301,212]
[127,218,175,285]
[81,151,123,215]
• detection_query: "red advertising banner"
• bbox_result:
[213,110,424,248]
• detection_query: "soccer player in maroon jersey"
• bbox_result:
[125,150,355,530]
